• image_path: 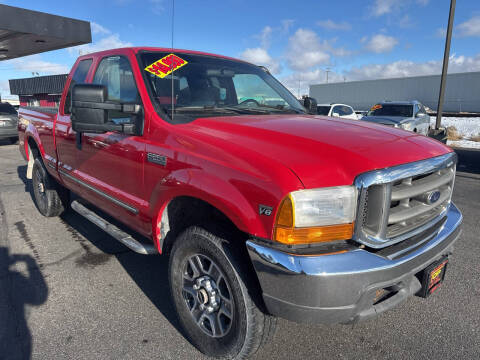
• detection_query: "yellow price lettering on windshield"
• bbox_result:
[144,54,188,78]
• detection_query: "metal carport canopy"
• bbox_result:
[0,4,91,61]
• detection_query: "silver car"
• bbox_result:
[0,102,19,144]
[361,101,430,135]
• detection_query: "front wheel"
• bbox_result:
[169,226,276,359]
[32,157,67,217]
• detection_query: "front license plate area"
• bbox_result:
[416,257,449,298]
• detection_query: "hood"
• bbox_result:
[361,116,411,125]
[184,115,451,189]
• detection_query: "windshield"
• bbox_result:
[0,103,16,115]
[367,104,413,117]
[316,106,330,115]
[139,52,305,123]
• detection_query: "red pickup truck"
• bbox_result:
[18,47,462,359]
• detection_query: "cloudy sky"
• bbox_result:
[1,0,480,98]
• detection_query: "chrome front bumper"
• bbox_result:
[246,203,462,324]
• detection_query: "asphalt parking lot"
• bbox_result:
[0,141,479,360]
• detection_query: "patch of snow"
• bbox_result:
[430,116,480,139]
[447,140,480,149]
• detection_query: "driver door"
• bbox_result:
[61,55,149,235]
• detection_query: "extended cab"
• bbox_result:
[18,47,462,359]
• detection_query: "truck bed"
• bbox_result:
[18,106,58,166]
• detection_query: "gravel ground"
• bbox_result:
[0,141,479,360]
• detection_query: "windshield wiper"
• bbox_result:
[166,105,272,115]
[214,106,272,114]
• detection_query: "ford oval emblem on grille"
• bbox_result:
[427,190,441,204]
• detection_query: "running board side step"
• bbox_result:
[71,200,157,255]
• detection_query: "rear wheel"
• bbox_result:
[32,157,67,217]
[9,137,18,144]
[169,226,276,359]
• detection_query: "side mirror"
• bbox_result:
[71,84,142,135]
[71,84,108,133]
[303,96,318,114]
[332,112,340,117]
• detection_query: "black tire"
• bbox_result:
[32,157,67,217]
[169,226,276,359]
[9,137,19,144]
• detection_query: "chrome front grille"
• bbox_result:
[354,153,457,249]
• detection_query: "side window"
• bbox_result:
[93,56,140,124]
[343,106,354,115]
[414,104,420,116]
[332,105,344,116]
[419,105,427,115]
[64,59,92,114]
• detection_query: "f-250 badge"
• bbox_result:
[259,205,273,216]
[144,53,188,78]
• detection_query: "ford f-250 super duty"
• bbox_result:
[18,47,462,359]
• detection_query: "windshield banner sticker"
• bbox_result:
[370,104,382,111]
[144,54,188,78]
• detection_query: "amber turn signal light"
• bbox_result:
[273,193,354,245]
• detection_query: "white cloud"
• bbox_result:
[370,0,428,17]
[286,29,331,70]
[4,55,70,75]
[399,15,412,28]
[281,19,295,33]
[68,34,132,56]
[344,53,480,81]
[91,22,111,35]
[457,16,480,37]
[150,0,164,15]
[370,0,399,16]
[436,27,446,38]
[364,34,398,53]
[240,48,281,74]
[255,26,273,49]
[281,69,344,97]
[316,20,351,31]
[280,53,480,95]
[0,80,12,98]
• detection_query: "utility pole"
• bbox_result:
[435,0,456,132]
[325,67,330,84]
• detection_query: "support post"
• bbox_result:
[435,0,456,130]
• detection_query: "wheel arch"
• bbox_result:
[25,136,43,179]
[155,195,255,255]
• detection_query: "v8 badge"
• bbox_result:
[259,205,273,216]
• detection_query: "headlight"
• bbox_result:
[400,122,412,130]
[273,186,357,245]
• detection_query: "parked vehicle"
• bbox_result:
[316,103,358,120]
[0,102,19,143]
[361,100,430,135]
[17,47,462,359]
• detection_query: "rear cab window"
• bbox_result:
[64,58,93,114]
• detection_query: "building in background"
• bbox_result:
[310,71,480,113]
[9,74,68,107]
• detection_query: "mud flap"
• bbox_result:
[26,146,34,179]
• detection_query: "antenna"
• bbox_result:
[170,0,175,121]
